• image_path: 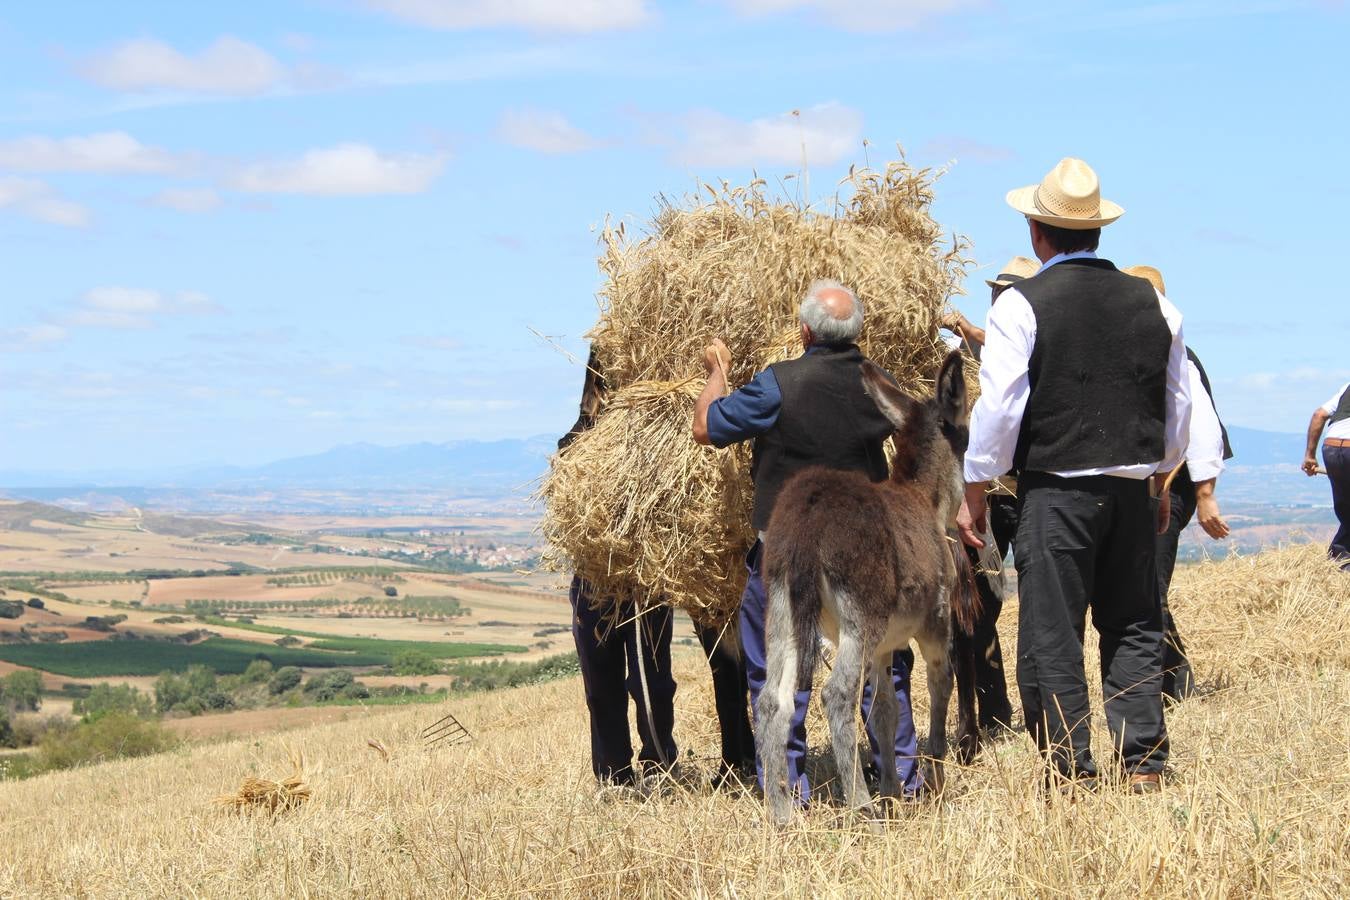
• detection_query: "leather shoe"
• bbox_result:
[1128,773,1162,795]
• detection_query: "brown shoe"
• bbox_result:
[1128,773,1162,795]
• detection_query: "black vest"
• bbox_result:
[1173,347,1234,495]
[1331,385,1350,426]
[750,344,893,531]
[1013,258,1173,473]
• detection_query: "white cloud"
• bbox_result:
[0,324,69,352]
[77,36,285,95]
[0,131,182,174]
[0,177,91,228]
[362,0,650,32]
[152,187,222,213]
[724,0,984,30]
[230,143,447,196]
[63,288,222,329]
[671,102,863,168]
[496,108,598,153]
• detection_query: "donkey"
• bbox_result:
[758,350,975,823]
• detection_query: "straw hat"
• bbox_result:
[1006,158,1123,229]
[985,255,1041,289]
[1122,265,1166,295]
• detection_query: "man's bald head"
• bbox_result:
[799,279,864,347]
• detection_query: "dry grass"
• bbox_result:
[0,544,1346,898]
[541,159,970,624]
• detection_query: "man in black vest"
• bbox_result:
[559,349,755,788]
[957,158,1193,794]
[1123,266,1235,702]
[1303,381,1350,569]
[692,279,924,803]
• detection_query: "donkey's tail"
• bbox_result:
[788,561,823,692]
[948,536,983,638]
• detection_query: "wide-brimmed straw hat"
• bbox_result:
[1122,264,1166,295]
[985,255,1041,289]
[1006,158,1123,229]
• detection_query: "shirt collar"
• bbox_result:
[803,342,855,356]
[1037,249,1098,273]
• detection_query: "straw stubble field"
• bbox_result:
[0,545,1346,897]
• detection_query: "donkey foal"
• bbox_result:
[758,351,972,825]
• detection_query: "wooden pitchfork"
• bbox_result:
[422,712,472,749]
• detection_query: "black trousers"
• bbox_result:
[1325,444,1350,568]
[693,621,756,778]
[1014,473,1168,778]
[960,494,1018,730]
[569,576,677,784]
[1155,486,1198,700]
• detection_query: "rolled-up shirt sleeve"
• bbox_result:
[706,367,781,448]
[964,290,1036,483]
[1157,293,1192,475]
[1185,358,1224,482]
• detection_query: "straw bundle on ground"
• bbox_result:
[542,157,969,626]
[214,751,311,815]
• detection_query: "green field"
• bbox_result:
[195,617,524,659]
[0,638,386,677]
[305,636,523,659]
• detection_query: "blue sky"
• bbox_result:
[1,0,1346,472]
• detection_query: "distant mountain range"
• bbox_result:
[0,437,557,495]
[0,426,1332,514]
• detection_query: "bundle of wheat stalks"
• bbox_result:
[541,158,969,626]
[215,751,312,815]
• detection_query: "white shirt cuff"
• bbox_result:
[1186,458,1224,482]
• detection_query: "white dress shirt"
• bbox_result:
[1185,358,1226,482]
[1322,383,1350,440]
[964,251,1192,483]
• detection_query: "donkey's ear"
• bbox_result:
[935,350,968,429]
[861,361,919,431]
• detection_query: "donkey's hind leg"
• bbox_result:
[821,613,872,816]
[758,574,799,826]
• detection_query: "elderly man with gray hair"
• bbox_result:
[693,279,925,804]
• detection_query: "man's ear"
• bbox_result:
[936,350,968,429]
[861,361,919,431]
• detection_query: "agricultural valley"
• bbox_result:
[0,497,654,779]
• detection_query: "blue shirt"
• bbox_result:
[707,346,824,448]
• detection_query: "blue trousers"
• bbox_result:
[739,541,921,802]
[570,577,677,784]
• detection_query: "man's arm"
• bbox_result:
[1185,358,1228,538]
[941,311,986,349]
[1194,478,1229,539]
[692,339,782,449]
[1152,294,1191,534]
[1157,295,1192,478]
[692,340,729,446]
[1303,409,1330,476]
[957,291,1035,549]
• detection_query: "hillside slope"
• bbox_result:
[0,546,1347,898]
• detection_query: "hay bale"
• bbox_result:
[541,158,969,626]
[542,381,754,625]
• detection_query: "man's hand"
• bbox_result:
[703,338,731,376]
[1196,494,1230,540]
[957,482,988,549]
[940,311,964,332]
[1302,455,1321,477]
[1156,489,1172,535]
